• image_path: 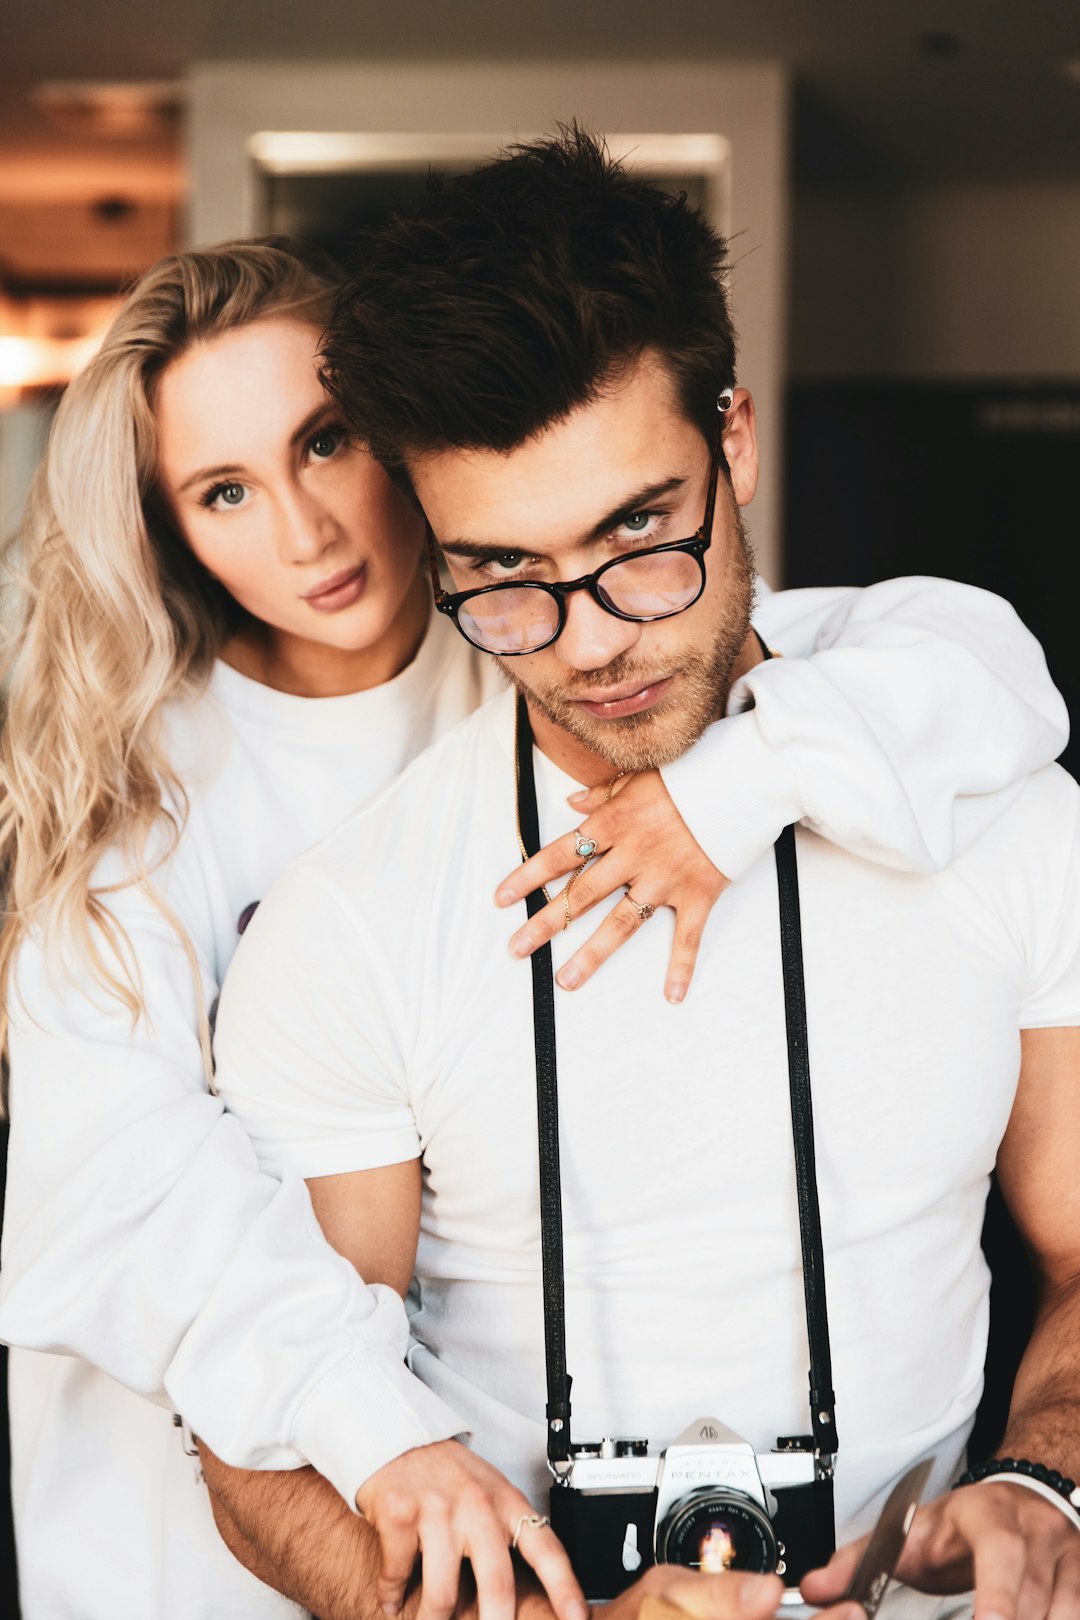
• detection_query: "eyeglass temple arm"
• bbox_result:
[425,522,448,605]
[701,387,734,540]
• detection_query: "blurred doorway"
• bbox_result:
[248,129,729,269]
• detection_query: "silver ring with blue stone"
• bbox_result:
[573,831,598,860]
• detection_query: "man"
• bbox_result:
[206,132,1080,1619]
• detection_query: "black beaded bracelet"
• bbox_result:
[953,1457,1077,1501]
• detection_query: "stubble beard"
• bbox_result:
[497,509,758,774]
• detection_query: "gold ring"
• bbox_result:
[512,1513,550,1551]
[623,890,656,922]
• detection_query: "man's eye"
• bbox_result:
[485,552,528,576]
[309,427,345,459]
[616,510,662,544]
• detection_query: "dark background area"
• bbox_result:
[785,377,1078,1459]
[785,379,1078,784]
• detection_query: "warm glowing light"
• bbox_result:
[0,329,109,391]
[698,1525,736,1573]
[0,339,38,389]
[0,292,118,402]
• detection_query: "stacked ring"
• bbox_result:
[623,890,656,921]
[512,1512,551,1550]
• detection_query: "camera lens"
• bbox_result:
[656,1488,778,1574]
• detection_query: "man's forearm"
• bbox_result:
[200,1442,386,1620]
[199,1442,552,1620]
[999,1273,1080,1474]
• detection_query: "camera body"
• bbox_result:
[548,1417,835,1601]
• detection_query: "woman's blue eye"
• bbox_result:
[201,481,247,509]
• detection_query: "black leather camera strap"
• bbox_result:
[515,696,574,1460]
[774,816,839,1459]
[514,677,837,1470]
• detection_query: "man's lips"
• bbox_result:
[301,564,366,612]
[570,675,674,719]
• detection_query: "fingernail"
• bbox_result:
[510,934,532,958]
[566,790,587,805]
[558,966,582,989]
[666,983,686,1004]
[381,1605,402,1616]
[496,886,517,906]
[567,1603,589,1620]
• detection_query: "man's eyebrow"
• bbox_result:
[438,538,522,562]
[175,404,337,494]
[436,476,688,557]
[288,401,336,449]
[584,476,686,543]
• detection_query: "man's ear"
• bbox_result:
[722,387,759,509]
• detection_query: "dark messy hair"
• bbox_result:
[321,126,737,482]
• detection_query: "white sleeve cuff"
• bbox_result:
[659,711,802,881]
[290,1337,472,1512]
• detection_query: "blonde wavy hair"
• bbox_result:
[0,238,342,1080]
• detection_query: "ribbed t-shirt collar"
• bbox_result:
[207,607,457,747]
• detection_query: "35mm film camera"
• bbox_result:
[549,1417,835,1600]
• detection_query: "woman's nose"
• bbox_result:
[276,485,341,563]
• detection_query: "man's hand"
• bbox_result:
[495,768,728,1004]
[801,1481,1080,1618]
[589,1563,860,1620]
[357,1440,586,1620]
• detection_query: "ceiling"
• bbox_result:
[2,1,1079,252]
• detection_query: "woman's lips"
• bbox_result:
[302,564,367,613]
[571,675,674,719]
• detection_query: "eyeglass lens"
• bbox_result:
[458,549,704,653]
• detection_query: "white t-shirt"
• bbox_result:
[0,579,1070,1619]
[216,690,1080,1548]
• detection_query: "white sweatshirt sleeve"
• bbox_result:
[0,888,467,1511]
[659,575,1069,879]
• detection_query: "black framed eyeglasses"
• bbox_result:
[426,392,732,656]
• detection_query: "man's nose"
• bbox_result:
[554,587,642,672]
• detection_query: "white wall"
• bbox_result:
[188,58,790,584]
[792,182,1080,379]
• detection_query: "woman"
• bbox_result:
[0,239,1067,1620]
